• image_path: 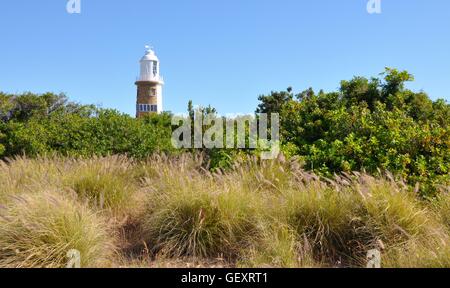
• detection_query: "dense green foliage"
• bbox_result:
[0,92,174,158]
[1,68,449,194]
[260,68,450,194]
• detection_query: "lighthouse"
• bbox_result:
[135,46,164,117]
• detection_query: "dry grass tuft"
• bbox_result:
[0,191,115,268]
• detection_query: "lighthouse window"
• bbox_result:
[138,104,157,112]
[150,88,157,97]
[152,61,158,76]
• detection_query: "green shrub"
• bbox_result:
[1,100,174,159]
[274,68,450,195]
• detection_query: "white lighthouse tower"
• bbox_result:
[135,45,164,117]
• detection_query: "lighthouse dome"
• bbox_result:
[141,46,159,62]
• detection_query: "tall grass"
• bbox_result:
[66,156,138,214]
[0,191,114,268]
[140,156,263,259]
[434,192,450,230]
[0,156,67,203]
[239,223,319,268]
[0,154,449,268]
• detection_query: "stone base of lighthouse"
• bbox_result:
[135,81,161,118]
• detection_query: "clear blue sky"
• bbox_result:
[0,0,449,115]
